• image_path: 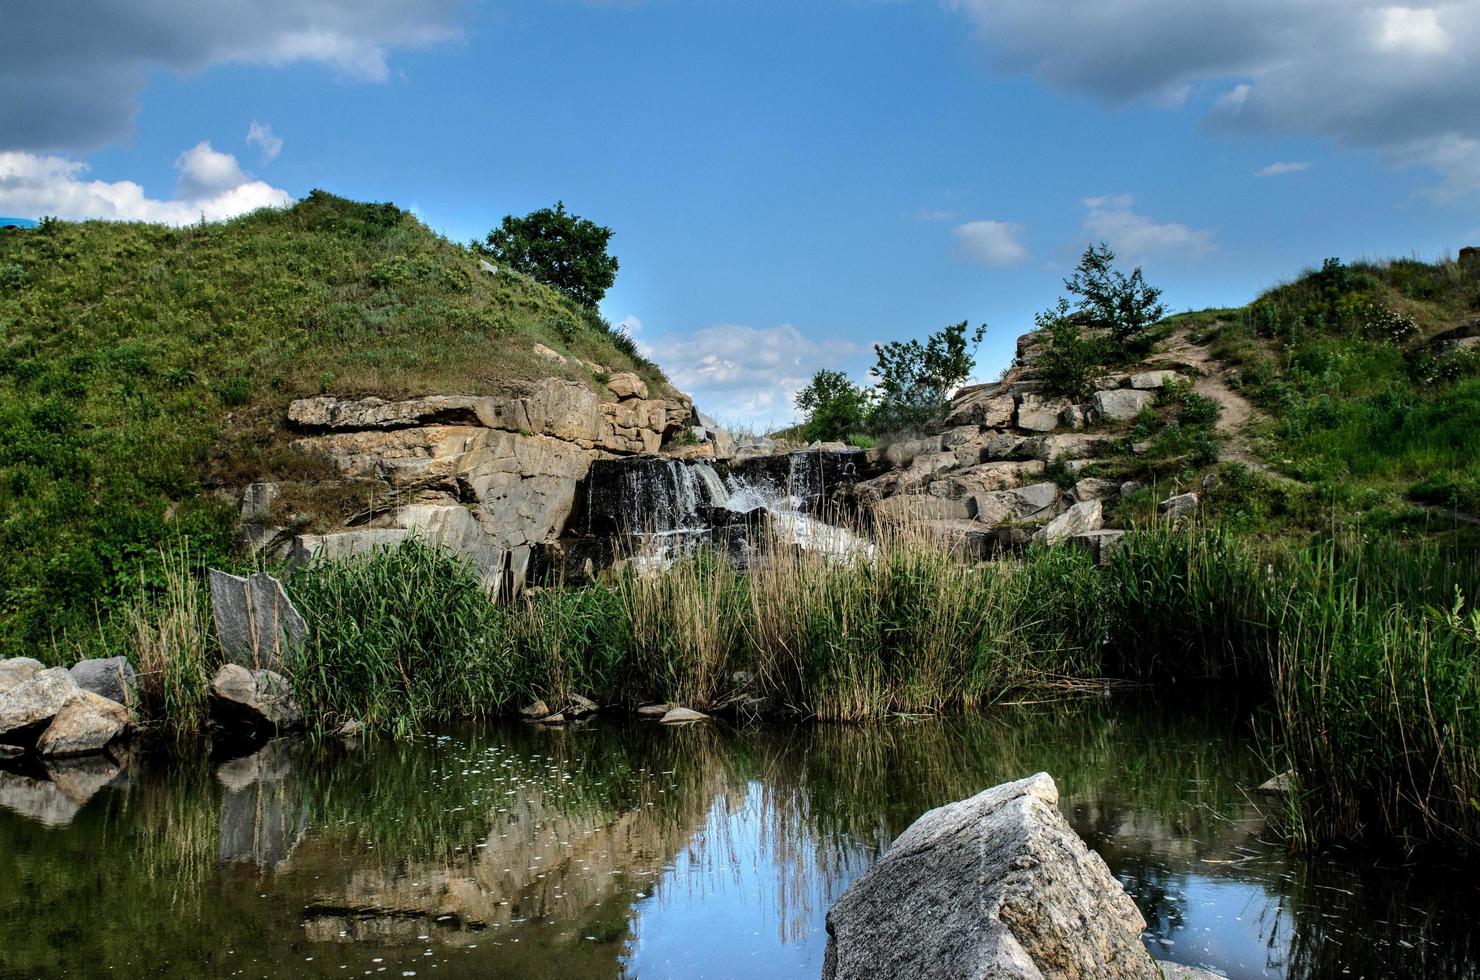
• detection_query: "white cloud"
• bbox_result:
[946,1,1480,196]
[1081,195,1214,259]
[2,1,462,153]
[0,145,293,224]
[615,314,642,335]
[1256,161,1311,177]
[640,323,870,426]
[952,220,1027,265]
[246,121,283,163]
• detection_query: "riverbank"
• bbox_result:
[27,521,1480,857]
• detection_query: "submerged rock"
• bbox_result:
[637,703,674,718]
[210,664,304,736]
[69,656,136,706]
[36,691,130,757]
[659,707,709,724]
[822,773,1159,980]
[0,667,79,746]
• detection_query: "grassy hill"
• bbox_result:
[1070,255,1480,538]
[0,191,670,655]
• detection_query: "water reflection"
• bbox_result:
[0,700,1476,978]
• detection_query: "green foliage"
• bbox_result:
[0,191,665,655]
[869,319,986,431]
[1036,298,1109,399]
[1064,242,1166,354]
[794,369,872,442]
[479,201,618,308]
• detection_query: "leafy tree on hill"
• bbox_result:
[480,201,618,308]
[795,369,873,442]
[1064,242,1165,354]
[870,319,986,431]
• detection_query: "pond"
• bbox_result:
[1,698,1475,978]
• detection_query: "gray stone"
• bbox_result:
[478,258,498,275]
[1072,478,1120,502]
[209,664,303,735]
[519,700,550,719]
[239,481,281,520]
[564,694,598,718]
[637,703,673,718]
[1066,530,1126,566]
[660,707,709,724]
[1059,404,1089,430]
[1016,394,1074,432]
[1034,500,1104,545]
[1157,964,1228,980]
[1091,388,1155,421]
[1256,771,1294,796]
[1129,370,1181,390]
[36,691,130,757]
[973,482,1061,526]
[1119,481,1145,498]
[1158,492,1199,520]
[0,667,79,745]
[0,657,42,694]
[335,718,365,739]
[873,494,974,523]
[941,425,983,450]
[208,569,307,673]
[977,433,1027,461]
[69,657,135,706]
[822,773,1159,980]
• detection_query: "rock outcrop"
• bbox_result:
[0,667,80,746]
[822,773,1160,980]
[252,376,694,596]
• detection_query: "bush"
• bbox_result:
[1036,299,1108,399]
[478,201,618,308]
[1064,243,1165,355]
[795,369,872,442]
[870,319,985,431]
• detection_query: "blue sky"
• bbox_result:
[4,1,1479,425]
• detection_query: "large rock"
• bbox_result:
[1129,370,1181,390]
[872,494,974,523]
[210,664,304,735]
[1158,492,1199,520]
[1034,500,1103,545]
[946,384,1016,428]
[928,461,1046,498]
[36,691,130,757]
[0,667,79,746]
[208,569,307,673]
[973,482,1061,526]
[1016,394,1074,433]
[69,656,136,706]
[0,657,42,694]
[822,773,1159,980]
[606,372,649,401]
[1091,388,1155,421]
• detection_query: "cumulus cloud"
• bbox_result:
[1,0,462,153]
[946,1,1480,195]
[245,121,283,163]
[952,220,1027,265]
[640,323,870,425]
[615,314,642,335]
[1255,161,1311,177]
[0,144,292,224]
[1081,194,1214,260]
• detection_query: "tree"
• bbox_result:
[480,202,618,308]
[1035,298,1106,399]
[870,319,986,431]
[1064,243,1165,353]
[795,369,872,442]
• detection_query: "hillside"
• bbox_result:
[0,192,675,653]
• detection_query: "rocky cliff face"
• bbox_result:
[853,329,1198,561]
[240,370,695,596]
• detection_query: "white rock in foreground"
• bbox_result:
[822,773,1160,980]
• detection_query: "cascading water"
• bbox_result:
[578,450,870,562]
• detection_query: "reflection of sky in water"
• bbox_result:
[3,705,1477,978]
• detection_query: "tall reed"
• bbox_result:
[128,544,214,739]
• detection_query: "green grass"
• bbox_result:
[0,192,670,655]
[1197,256,1480,521]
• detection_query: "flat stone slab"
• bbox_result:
[660,707,710,724]
[208,569,307,673]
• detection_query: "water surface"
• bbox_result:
[1,700,1475,978]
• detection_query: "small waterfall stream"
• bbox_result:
[579,450,869,558]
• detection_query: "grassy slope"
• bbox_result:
[0,191,671,655]
[1081,256,1480,538]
